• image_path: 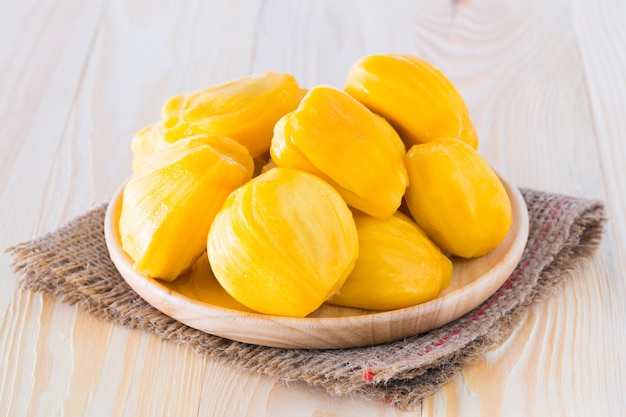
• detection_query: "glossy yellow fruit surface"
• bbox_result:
[329,211,452,311]
[130,121,169,173]
[119,135,254,281]
[404,139,512,258]
[207,167,359,318]
[345,54,478,149]
[270,86,408,219]
[161,72,301,157]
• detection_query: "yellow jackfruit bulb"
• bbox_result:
[119,134,254,281]
[344,54,479,149]
[270,86,408,219]
[207,167,359,318]
[404,139,512,258]
[329,211,452,311]
[161,72,302,157]
[130,121,169,173]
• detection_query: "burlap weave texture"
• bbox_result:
[6,188,605,410]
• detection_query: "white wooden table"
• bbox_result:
[1,1,625,416]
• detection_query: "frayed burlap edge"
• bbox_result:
[5,188,606,411]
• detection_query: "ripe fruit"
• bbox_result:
[161,72,302,157]
[270,86,408,219]
[119,135,254,280]
[207,167,359,317]
[329,211,452,311]
[404,138,512,258]
[345,54,478,149]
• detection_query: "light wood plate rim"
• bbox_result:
[104,176,529,349]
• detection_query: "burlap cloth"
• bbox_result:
[6,188,605,410]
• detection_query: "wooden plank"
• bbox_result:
[572,0,626,270]
[63,0,267,202]
[0,0,105,411]
[412,0,604,198]
[0,0,623,415]
[0,291,39,417]
[0,0,265,416]
[0,0,106,238]
[0,0,106,269]
[0,2,106,400]
[412,0,624,416]
[571,0,626,412]
[251,0,419,88]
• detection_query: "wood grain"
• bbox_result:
[0,0,624,415]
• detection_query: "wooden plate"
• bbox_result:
[104,177,529,349]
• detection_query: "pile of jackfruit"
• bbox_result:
[119,54,512,318]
